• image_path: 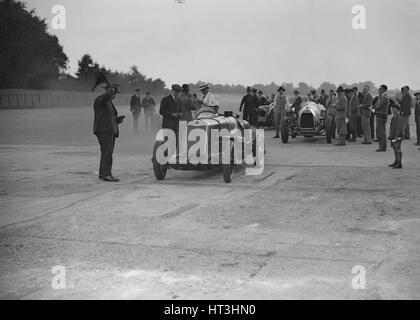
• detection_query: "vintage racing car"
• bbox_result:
[257,103,274,128]
[280,101,335,144]
[152,107,264,183]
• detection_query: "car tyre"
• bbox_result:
[223,140,235,183]
[152,141,168,180]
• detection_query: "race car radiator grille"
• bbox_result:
[300,113,314,128]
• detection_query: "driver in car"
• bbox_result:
[198,84,220,113]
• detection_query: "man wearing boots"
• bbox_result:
[374,85,390,152]
[388,104,404,169]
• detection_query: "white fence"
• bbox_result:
[0,89,132,108]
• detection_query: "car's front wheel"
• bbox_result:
[223,140,235,183]
[152,141,168,180]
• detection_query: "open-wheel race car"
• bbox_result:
[257,103,274,128]
[280,101,335,144]
[152,107,264,183]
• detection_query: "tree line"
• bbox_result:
[0,0,403,98]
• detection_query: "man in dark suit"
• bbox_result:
[354,87,363,137]
[319,89,328,106]
[239,87,254,122]
[93,83,124,182]
[249,88,260,127]
[257,90,267,106]
[130,88,142,132]
[159,84,182,133]
[398,86,412,139]
[371,95,378,141]
[291,90,303,116]
[414,92,420,146]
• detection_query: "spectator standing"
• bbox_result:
[374,85,390,152]
[360,85,373,144]
[399,86,412,139]
[130,88,142,132]
[334,87,348,146]
[141,91,156,134]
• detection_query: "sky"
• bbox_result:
[26,0,420,89]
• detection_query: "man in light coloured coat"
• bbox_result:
[334,86,348,146]
[347,88,360,142]
[360,85,373,144]
[273,86,287,139]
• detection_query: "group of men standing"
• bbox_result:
[129,88,157,133]
[262,83,420,169]
[239,87,269,126]
[159,83,220,134]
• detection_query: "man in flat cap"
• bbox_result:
[334,86,348,146]
[373,84,390,152]
[130,88,142,133]
[273,86,287,138]
[93,83,124,182]
[398,86,412,140]
[388,104,404,169]
[414,92,420,146]
[159,84,183,135]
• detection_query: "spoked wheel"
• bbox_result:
[152,141,168,180]
[223,140,235,183]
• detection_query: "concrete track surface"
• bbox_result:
[0,106,419,299]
